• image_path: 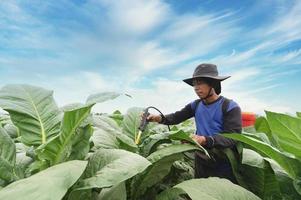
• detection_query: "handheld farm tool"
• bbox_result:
[135,106,170,144]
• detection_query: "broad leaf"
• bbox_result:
[37,104,93,165]
[5,124,19,139]
[156,177,261,200]
[150,129,209,157]
[0,160,87,200]
[91,128,120,150]
[92,115,121,133]
[0,127,17,182]
[91,115,122,150]
[0,114,11,126]
[224,133,301,179]
[266,111,301,158]
[97,182,127,200]
[294,179,301,196]
[222,147,247,188]
[37,92,122,166]
[91,115,137,152]
[78,149,151,190]
[122,107,143,140]
[131,144,199,199]
[109,110,124,126]
[0,84,61,146]
[69,125,93,160]
[14,153,33,179]
[241,149,282,199]
[255,117,275,145]
[155,187,187,200]
[116,133,138,152]
[86,92,122,105]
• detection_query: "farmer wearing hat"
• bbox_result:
[147,63,242,182]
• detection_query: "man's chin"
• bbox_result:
[197,94,204,99]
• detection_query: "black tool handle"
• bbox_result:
[139,109,150,132]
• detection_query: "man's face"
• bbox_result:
[192,79,211,98]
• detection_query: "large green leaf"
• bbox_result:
[222,147,247,188]
[0,114,11,126]
[241,149,282,199]
[297,112,301,118]
[68,125,93,160]
[86,92,123,105]
[122,107,143,140]
[0,84,61,146]
[97,182,127,200]
[131,144,199,200]
[0,127,17,182]
[0,115,19,139]
[141,136,171,157]
[4,123,19,139]
[37,104,93,165]
[92,114,122,133]
[67,149,151,199]
[254,117,278,146]
[78,149,151,190]
[150,129,209,157]
[157,177,261,200]
[37,92,122,166]
[91,115,122,150]
[266,111,301,158]
[91,128,120,150]
[116,133,138,152]
[155,187,187,200]
[109,110,124,126]
[91,115,137,152]
[168,130,209,156]
[224,133,301,179]
[0,160,87,200]
[14,153,33,179]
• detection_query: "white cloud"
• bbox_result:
[98,0,170,35]
[222,68,261,88]
[159,12,240,57]
[266,1,301,42]
[0,0,300,116]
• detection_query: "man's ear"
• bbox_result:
[211,87,217,95]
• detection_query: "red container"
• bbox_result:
[242,112,256,127]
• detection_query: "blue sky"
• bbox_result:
[0,0,300,115]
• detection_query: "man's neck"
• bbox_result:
[203,94,219,104]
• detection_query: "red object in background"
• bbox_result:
[242,112,256,127]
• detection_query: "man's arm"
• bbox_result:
[205,106,242,148]
[160,103,194,125]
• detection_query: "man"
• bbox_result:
[147,63,242,182]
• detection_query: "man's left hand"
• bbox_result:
[191,135,207,146]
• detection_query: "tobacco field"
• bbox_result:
[0,84,300,200]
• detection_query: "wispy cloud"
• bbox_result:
[0,0,300,114]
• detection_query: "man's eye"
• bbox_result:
[193,80,202,85]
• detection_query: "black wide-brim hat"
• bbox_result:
[183,63,230,86]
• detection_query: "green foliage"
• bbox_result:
[0,160,87,200]
[0,84,62,146]
[2,84,295,199]
[156,177,261,200]
[225,111,301,199]
[0,127,17,183]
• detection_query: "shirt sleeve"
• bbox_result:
[160,103,194,125]
[205,106,242,149]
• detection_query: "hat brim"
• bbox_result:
[183,75,231,86]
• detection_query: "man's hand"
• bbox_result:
[191,135,207,146]
[146,114,162,123]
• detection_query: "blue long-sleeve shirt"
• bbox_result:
[161,96,242,148]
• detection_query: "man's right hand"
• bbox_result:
[146,114,162,123]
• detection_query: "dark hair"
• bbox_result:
[196,77,221,95]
